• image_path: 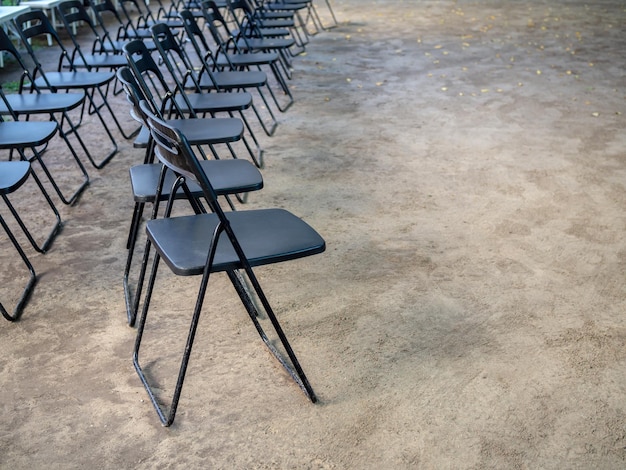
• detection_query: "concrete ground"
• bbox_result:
[1,0,626,468]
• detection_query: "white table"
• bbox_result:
[0,5,30,23]
[0,6,30,67]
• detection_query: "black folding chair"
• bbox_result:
[257,0,325,36]
[135,100,325,425]
[118,0,183,33]
[203,1,293,81]
[117,66,264,325]
[14,10,120,168]
[0,30,90,206]
[179,8,293,116]
[56,0,129,69]
[0,121,62,255]
[88,0,157,50]
[123,38,262,165]
[0,162,38,322]
[226,0,306,54]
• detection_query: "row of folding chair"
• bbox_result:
[0,86,64,321]
[118,0,331,326]
[1,0,338,425]
[0,0,305,320]
[115,0,337,425]
[0,0,148,320]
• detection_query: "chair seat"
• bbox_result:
[120,28,153,39]
[34,70,116,89]
[102,39,156,52]
[198,70,267,89]
[97,40,129,53]
[70,54,128,69]
[0,92,85,115]
[0,121,58,149]
[237,37,296,50]
[147,208,325,275]
[133,114,246,148]
[264,2,308,10]
[170,117,244,144]
[0,161,31,194]
[216,52,279,68]
[255,18,296,28]
[174,91,253,113]
[256,10,294,20]
[130,159,263,202]
[237,27,291,38]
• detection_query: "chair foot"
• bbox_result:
[0,215,37,322]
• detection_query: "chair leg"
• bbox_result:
[269,62,295,109]
[21,135,90,206]
[133,242,315,426]
[232,110,264,169]
[133,249,207,426]
[0,214,37,322]
[227,269,317,402]
[132,251,174,424]
[263,73,294,113]
[128,182,207,327]
[318,0,338,29]
[250,93,278,137]
[0,169,62,254]
[81,86,119,169]
[124,201,146,325]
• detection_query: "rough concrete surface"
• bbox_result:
[1,0,626,468]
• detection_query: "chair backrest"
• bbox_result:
[116,66,150,127]
[118,0,156,29]
[139,99,220,212]
[89,0,145,40]
[14,9,60,42]
[57,1,116,66]
[179,9,215,55]
[57,0,108,48]
[201,1,235,40]
[123,39,185,118]
[150,22,208,94]
[225,0,258,33]
[0,27,40,93]
[14,10,73,72]
[58,0,97,29]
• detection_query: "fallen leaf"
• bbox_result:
[591,112,600,117]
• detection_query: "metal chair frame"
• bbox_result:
[14,10,120,169]
[117,62,263,325]
[134,99,324,426]
[56,0,140,138]
[0,28,90,205]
